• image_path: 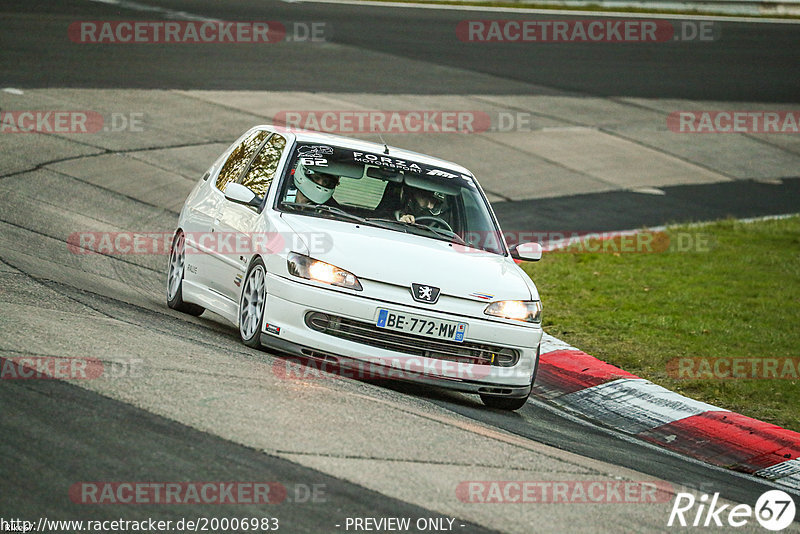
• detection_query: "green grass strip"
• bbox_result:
[523,215,800,431]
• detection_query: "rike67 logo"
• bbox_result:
[668,489,796,531]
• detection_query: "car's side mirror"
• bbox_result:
[510,242,542,262]
[224,183,260,207]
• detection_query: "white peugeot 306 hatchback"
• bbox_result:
[168,125,544,410]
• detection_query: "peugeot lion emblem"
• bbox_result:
[411,283,440,304]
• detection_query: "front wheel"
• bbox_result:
[239,258,267,349]
[166,231,205,316]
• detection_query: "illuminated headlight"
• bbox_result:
[287,253,363,291]
[484,300,542,323]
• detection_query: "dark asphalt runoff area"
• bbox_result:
[0,356,496,533]
[494,177,800,233]
[2,0,799,102]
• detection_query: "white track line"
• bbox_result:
[87,0,220,22]
[290,0,800,23]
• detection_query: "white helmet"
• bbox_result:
[294,164,337,204]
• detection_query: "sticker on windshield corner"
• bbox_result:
[352,152,423,173]
[427,169,458,179]
[300,157,328,167]
[298,145,334,157]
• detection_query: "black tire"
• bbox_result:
[166,231,205,316]
[480,343,540,411]
[239,257,267,349]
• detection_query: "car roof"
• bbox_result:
[260,125,475,177]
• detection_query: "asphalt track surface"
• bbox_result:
[0,365,497,533]
[2,0,799,102]
[493,177,800,232]
[1,0,799,532]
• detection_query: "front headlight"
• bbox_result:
[287,253,363,291]
[484,300,542,323]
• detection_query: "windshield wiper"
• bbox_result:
[419,224,466,245]
[366,218,466,245]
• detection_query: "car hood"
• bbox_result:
[281,213,534,301]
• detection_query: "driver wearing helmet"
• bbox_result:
[397,186,446,225]
[292,163,340,205]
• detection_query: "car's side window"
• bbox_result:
[215,130,271,192]
[460,189,488,242]
[238,133,286,198]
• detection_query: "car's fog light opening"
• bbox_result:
[491,348,518,367]
[305,312,332,331]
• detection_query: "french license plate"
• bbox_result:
[376,309,467,342]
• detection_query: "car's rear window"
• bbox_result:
[333,176,388,209]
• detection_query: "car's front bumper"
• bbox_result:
[261,273,542,396]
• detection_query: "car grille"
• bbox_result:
[304,312,519,367]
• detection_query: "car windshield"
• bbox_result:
[276,143,506,255]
